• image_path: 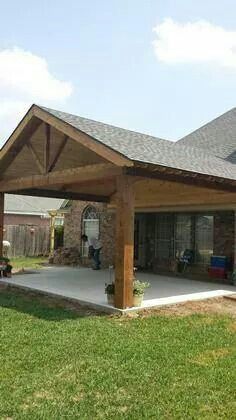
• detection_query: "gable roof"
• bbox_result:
[41,106,172,162]
[178,108,236,163]
[41,106,236,182]
[5,194,64,216]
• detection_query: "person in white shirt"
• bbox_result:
[81,234,102,270]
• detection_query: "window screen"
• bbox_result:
[195,215,213,264]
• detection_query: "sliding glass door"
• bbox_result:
[174,215,192,259]
[155,214,174,267]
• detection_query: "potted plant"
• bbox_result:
[133,280,150,307]
[105,282,115,305]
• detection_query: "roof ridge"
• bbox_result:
[39,105,172,144]
[178,107,236,142]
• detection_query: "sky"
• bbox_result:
[1,0,236,146]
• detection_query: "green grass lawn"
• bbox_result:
[10,256,48,271]
[0,290,235,419]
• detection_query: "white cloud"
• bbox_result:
[153,18,236,68]
[0,47,73,145]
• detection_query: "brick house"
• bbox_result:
[1,104,236,308]
[4,194,63,227]
[62,108,236,281]
[3,194,63,256]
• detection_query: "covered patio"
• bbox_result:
[1,104,236,309]
[1,266,235,313]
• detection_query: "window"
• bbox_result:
[195,215,213,264]
[82,206,99,257]
[55,217,64,226]
[175,215,192,258]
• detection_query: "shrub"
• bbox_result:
[133,280,150,296]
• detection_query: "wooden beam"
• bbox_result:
[126,166,236,193]
[114,175,134,309]
[8,189,110,202]
[0,117,42,176]
[0,193,4,258]
[48,134,68,172]
[33,106,133,167]
[44,123,50,173]
[26,142,44,174]
[0,163,121,192]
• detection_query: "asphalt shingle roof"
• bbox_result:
[41,106,236,182]
[178,108,236,163]
[5,195,63,215]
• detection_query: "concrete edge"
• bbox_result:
[0,280,121,315]
[0,281,234,315]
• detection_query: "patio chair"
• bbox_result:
[178,249,194,273]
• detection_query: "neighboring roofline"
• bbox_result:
[178,107,236,142]
[59,200,72,213]
[4,210,50,217]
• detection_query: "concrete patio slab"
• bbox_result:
[0,266,235,313]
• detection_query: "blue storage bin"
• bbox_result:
[211,256,227,268]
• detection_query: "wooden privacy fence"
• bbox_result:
[4,225,50,257]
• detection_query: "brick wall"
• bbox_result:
[63,201,115,268]
[213,211,235,266]
[64,205,236,275]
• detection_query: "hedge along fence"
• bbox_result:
[4,225,50,257]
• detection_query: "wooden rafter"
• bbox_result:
[0,163,121,192]
[44,123,50,173]
[8,189,110,203]
[26,141,44,174]
[33,106,133,167]
[0,116,42,175]
[125,166,236,193]
[48,134,68,172]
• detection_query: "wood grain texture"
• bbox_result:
[0,163,121,192]
[109,178,236,208]
[26,142,44,174]
[48,134,68,172]
[44,123,51,173]
[0,116,42,176]
[9,189,110,202]
[33,106,133,167]
[114,175,134,309]
[0,193,4,257]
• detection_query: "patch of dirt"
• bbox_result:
[228,320,236,332]
[135,297,236,318]
[192,348,231,366]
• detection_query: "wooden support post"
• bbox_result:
[0,193,4,258]
[49,210,57,255]
[44,123,50,173]
[114,175,134,309]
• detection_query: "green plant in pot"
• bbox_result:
[133,280,150,307]
[105,282,115,305]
